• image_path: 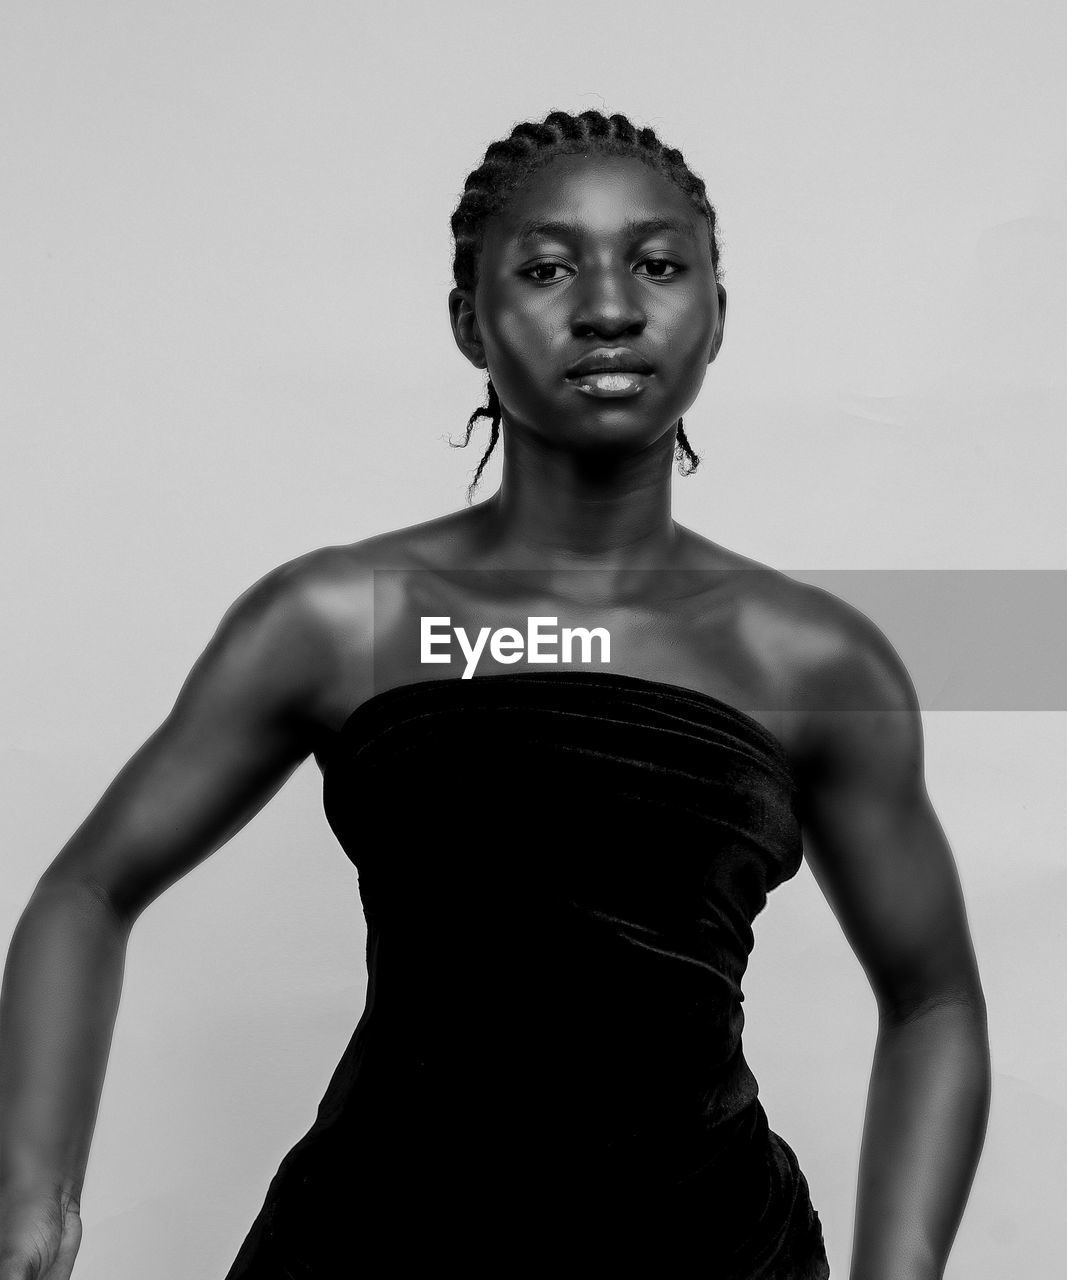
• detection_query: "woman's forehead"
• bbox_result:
[491,153,700,243]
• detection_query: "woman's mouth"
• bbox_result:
[566,372,650,397]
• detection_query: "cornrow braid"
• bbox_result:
[450,108,719,501]
[447,378,502,508]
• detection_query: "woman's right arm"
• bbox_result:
[0,555,342,1276]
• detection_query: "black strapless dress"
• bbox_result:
[223,670,830,1278]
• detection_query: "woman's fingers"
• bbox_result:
[0,1190,82,1280]
[41,1203,81,1280]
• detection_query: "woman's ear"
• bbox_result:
[449,288,487,370]
[708,284,727,364]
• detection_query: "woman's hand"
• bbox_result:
[0,1185,83,1280]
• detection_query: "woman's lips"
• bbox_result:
[565,372,650,397]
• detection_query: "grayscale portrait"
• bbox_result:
[2,3,1064,1278]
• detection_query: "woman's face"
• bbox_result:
[449,152,726,459]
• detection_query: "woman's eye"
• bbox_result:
[524,262,571,283]
[636,257,683,279]
[522,258,682,284]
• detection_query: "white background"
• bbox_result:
[2,1,1065,1275]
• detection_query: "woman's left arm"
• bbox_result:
[791,604,992,1280]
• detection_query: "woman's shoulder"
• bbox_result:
[675,525,829,632]
[676,528,917,720]
[220,516,473,727]
[240,511,471,623]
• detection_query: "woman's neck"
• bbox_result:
[475,429,681,574]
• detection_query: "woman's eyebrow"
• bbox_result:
[514,216,697,246]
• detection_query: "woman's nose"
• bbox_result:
[570,267,646,337]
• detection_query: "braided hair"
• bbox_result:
[448,109,723,505]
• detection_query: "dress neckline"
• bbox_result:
[320,668,794,772]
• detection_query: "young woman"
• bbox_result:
[0,110,990,1279]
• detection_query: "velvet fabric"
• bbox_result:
[223,670,830,1277]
